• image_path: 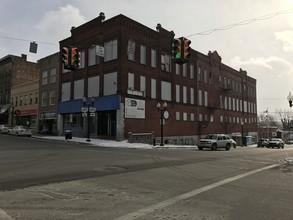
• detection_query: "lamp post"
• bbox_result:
[157,101,167,146]
[287,92,293,107]
[241,121,244,147]
[82,96,95,142]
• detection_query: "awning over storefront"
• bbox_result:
[0,104,9,114]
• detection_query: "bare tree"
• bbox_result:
[275,109,293,130]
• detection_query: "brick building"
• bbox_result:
[58,13,257,142]
[38,52,59,135]
[0,54,39,125]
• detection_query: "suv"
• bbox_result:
[197,134,236,151]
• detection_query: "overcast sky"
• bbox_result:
[1,0,293,114]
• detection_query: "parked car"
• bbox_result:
[8,125,32,137]
[0,125,11,134]
[267,138,284,149]
[257,138,269,147]
[197,134,236,151]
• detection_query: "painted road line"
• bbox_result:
[114,164,280,220]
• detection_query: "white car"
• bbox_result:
[0,124,10,134]
[8,125,32,137]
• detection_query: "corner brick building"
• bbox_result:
[58,13,257,142]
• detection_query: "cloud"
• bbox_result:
[34,5,86,42]
[275,30,293,52]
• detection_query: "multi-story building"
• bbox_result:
[0,54,39,125]
[58,13,257,142]
[10,80,39,132]
[38,52,59,135]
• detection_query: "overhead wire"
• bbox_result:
[186,8,293,38]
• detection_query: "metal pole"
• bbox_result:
[160,110,163,146]
[86,104,90,142]
[241,123,244,147]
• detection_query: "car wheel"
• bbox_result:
[225,144,231,151]
[198,146,203,150]
[211,144,217,151]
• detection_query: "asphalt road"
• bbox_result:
[0,134,293,220]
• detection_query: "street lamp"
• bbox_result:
[82,96,95,142]
[287,92,293,107]
[157,101,167,146]
[241,121,244,147]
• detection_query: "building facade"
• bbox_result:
[10,80,39,132]
[38,52,59,135]
[0,54,39,126]
[58,13,258,142]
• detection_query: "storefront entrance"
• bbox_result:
[97,111,116,138]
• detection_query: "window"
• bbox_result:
[35,92,38,104]
[104,39,118,62]
[176,112,180,120]
[49,90,56,105]
[41,71,48,85]
[50,68,56,83]
[88,76,100,97]
[74,79,84,99]
[190,64,194,79]
[176,64,180,75]
[161,54,171,72]
[24,95,28,105]
[20,96,23,106]
[140,45,146,64]
[151,49,156,68]
[79,51,85,68]
[190,88,194,104]
[104,72,117,96]
[204,69,208,83]
[183,86,187,104]
[161,81,171,101]
[183,63,187,77]
[127,40,135,61]
[15,96,18,106]
[198,90,202,105]
[61,82,71,101]
[190,113,195,121]
[176,85,180,102]
[128,73,134,90]
[204,91,208,106]
[151,79,156,99]
[183,112,187,121]
[140,76,146,96]
[198,67,201,81]
[41,92,47,107]
[29,94,32,104]
[88,45,100,66]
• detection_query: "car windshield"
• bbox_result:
[204,135,218,139]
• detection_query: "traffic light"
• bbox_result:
[62,47,70,68]
[173,38,182,63]
[183,38,191,62]
[70,47,79,69]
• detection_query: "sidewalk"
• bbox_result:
[33,135,198,149]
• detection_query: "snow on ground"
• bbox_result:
[34,135,197,149]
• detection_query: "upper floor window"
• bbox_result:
[41,71,48,85]
[128,40,135,61]
[104,39,118,62]
[88,45,100,66]
[79,50,85,69]
[140,45,146,65]
[151,49,157,68]
[161,54,171,72]
[50,68,56,83]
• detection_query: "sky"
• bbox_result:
[1,0,293,115]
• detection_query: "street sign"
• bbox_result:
[89,107,96,112]
[90,113,96,117]
[81,107,88,113]
[82,112,87,117]
[96,46,104,57]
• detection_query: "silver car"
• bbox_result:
[0,124,10,134]
[8,125,32,137]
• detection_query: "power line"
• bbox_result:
[0,36,58,46]
[186,8,293,38]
